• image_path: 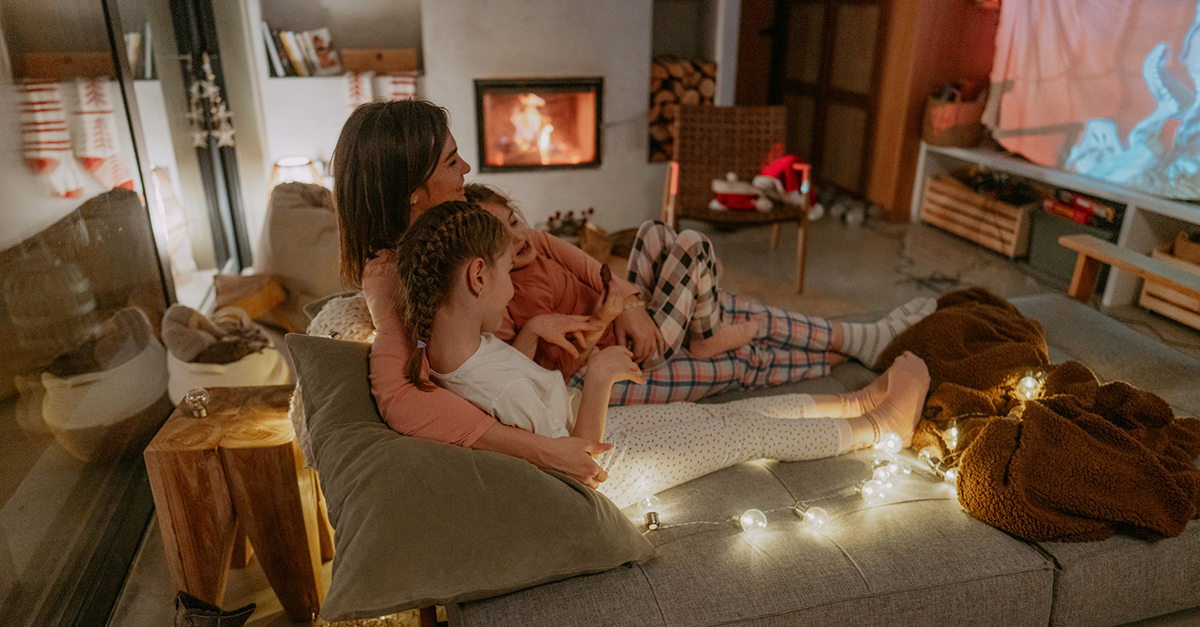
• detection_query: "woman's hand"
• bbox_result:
[614,305,666,364]
[523,314,603,359]
[543,437,612,487]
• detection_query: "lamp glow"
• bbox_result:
[739,509,768,532]
[875,432,903,457]
[945,425,959,449]
[872,466,894,487]
[1014,371,1045,401]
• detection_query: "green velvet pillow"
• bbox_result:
[284,334,654,622]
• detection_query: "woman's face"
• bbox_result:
[481,201,538,270]
[411,132,471,220]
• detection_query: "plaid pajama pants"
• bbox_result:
[569,221,839,405]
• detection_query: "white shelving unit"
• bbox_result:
[912,142,1200,308]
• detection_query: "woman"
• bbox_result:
[333,100,611,487]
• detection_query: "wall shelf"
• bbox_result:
[912,142,1200,308]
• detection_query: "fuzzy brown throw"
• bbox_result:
[877,288,1200,542]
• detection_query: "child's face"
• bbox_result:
[481,202,538,269]
[481,246,515,334]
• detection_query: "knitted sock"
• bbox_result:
[839,296,936,368]
[19,81,86,198]
[70,78,134,190]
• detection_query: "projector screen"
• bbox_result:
[984,0,1200,200]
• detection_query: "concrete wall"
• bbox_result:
[420,0,667,231]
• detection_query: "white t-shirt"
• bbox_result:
[430,333,580,439]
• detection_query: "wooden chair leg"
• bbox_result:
[419,606,439,627]
[770,223,782,251]
[795,217,808,294]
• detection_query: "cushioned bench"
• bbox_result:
[448,294,1200,627]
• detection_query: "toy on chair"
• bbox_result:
[709,172,773,212]
[753,144,812,207]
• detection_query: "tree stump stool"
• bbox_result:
[144,385,334,623]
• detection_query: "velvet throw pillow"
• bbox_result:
[284,334,654,621]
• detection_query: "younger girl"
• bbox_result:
[394,200,932,508]
[465,183,935,406]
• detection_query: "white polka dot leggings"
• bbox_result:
[594,393,848,509]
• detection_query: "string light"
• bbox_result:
[645,512,660,530]
[875,432,903,457]
[636,495,662,518]
[738,509,768,533]
[856,479,888,503]
[1014,370,1046,401]
[793,503,828,530]
[944,419,959,450]
[917,445,958,489]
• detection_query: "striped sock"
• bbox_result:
[839,297,936,368]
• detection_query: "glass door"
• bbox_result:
[0,0,246,623]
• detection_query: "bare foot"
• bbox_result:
[689,320,759,359]
[861,352,930,446]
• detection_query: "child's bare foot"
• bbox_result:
[861,352,929,446]
[689,320,759,359]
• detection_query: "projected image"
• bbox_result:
[1066,5,1200,198]
[988,0,1200,200]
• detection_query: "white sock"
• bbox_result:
[839,297,936,368]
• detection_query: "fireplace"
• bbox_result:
[474,77,603,172]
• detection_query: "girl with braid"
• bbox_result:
[332,99,932,491]
[392,200,932,509]
[465,183,937,406]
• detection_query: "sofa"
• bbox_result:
[288,292,1200,626]
[449,293,1200,627]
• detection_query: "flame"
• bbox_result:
[538,124,554,165]
[511,93,549,153]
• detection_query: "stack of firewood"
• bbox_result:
[648,55,717,162]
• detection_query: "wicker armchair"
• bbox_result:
[662,105,809,292]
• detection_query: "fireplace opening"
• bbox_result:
[474,77,603,172]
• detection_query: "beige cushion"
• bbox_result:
[255,183,341,325]
[284,333,655,621]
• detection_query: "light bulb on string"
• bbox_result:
[857,479,887,504]
[636,495,662,519]
[874,432,903,458]
[793,504,828,530]
[738,508,768,533]
[944,467,959,488]
[872,466,894,487]
[945,419,959,450]
[1014,370,1045,401]
[918,446,941,468]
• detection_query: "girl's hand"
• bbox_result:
[590,279,624,325]
[614,305,666,364]
[525,314,603,359]
[587,346,646,385]
[544,437,612,487]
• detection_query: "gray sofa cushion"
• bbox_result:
[285,334,655,622]
[452,294,1200,626]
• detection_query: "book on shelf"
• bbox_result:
[261,21,285,77]
[123,22,154,79]
[262,22,345,77]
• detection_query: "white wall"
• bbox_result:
[420,0,667,231]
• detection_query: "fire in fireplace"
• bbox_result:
[474,77,603,172]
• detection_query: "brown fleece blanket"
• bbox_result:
[877,288,1200,542]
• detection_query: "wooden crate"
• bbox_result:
[1139,242,1200,330]
[919,173,1034,257]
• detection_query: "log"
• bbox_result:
[699,78,716,99]
[653,89,676,106]
[144,414,237,607]
[680,89,701,106]
[651,62,669,82]
[650,124,672,142]
[699,61,718,78]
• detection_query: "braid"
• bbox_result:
[394,201,508,391]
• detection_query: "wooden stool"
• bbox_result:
[144,385,334,623]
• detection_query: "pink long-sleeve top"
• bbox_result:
[365,249,494,446]
[495,230,639,378]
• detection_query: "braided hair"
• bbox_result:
[394,201,508,390]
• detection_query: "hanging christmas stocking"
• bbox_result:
[19,81,86,198]
[345,71,375,110]
[70,78,134,191]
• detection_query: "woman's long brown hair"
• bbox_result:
[331,100,449,288]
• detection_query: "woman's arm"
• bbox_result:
[471,422,611,487]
